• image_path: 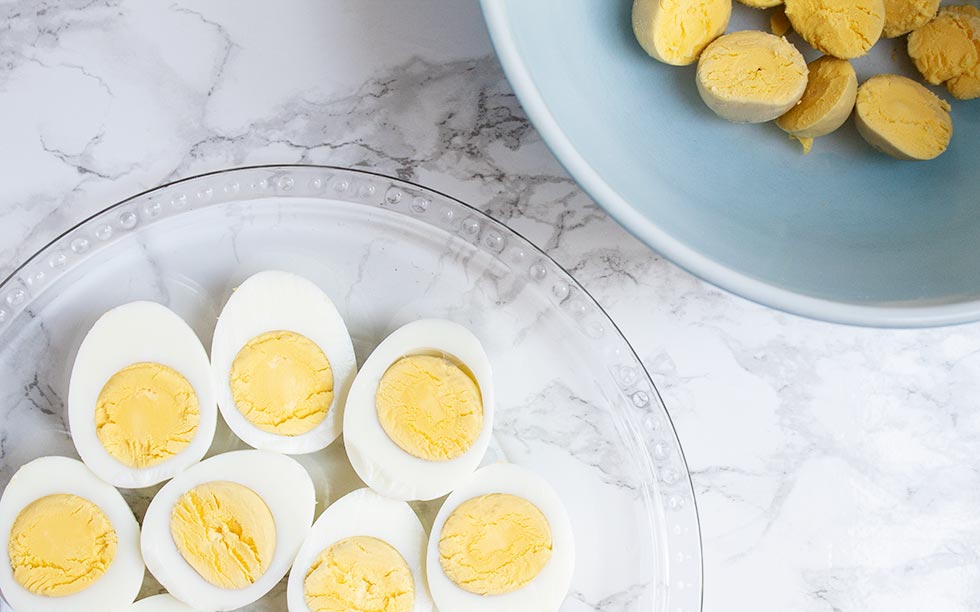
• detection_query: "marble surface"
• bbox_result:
[2,1,980,611]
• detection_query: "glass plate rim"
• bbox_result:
[0,163,704,611]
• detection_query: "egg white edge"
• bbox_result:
[210,271,357,454]
[343,319,495,501]
[67,301,218,489]
[286,487,433,612]
[0,456,144,612]
[425,462,576,612]
[129,593,214,612]
[139,449,315,611]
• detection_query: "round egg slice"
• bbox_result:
[68,301,216,489]
[140,450,315,611]
[426,463,575,612]
[210,271,356,454]
[129,594,213,612]
[343,319,494,501]
[0,456,144,612]
[287,488,433,612]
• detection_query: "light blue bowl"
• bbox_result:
[481,0,980,327]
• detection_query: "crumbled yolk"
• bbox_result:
[95,362,200,469]
[882,0,940,37]
[8,494,117,597]
[784,0,885,59]
[304,536,414,612]
[375,355,483,462]
[170,481,276,589]
[908,6,980,99]
[439,494,552,596]
[230,330,334,436]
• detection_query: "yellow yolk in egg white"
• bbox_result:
[784,0,885,59]
[376,355,483,462]
[304,536,415,612]
[632,0,732,66]
[439,494,553,596]
[170,481,276,589]
[8,494,117,596]
[854,74,952,161]
[95,362,200,468]
[230,331,334,436]
[883,0,940,37]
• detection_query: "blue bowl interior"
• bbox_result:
[493,0,980,311]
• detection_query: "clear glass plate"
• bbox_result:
[0,166,701,612]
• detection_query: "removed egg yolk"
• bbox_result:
[170,481,276,589]
[95,362,200,469]
[854,74,952,160]
[777,56,858,138]
[230,331,334,436]
[8,494,117,597]
[632,0,732,66]
[304,536,414,612]
[375,355,483,462]
[439,493,553,596]
[784,0,885,59]
[883,0,940,37]
[908,6,980,99]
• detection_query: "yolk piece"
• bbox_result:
[855,74,952,161]
[95,362,200,469]
[230,330,334,436]
[8,494,117,597]
[375,355,483,462]
[882,0,940,37]
[303,536,415,612]
[438,493,553,596]
[908,6,980,96]
[632,0,732,66]
[784,0,885,59]
[777,56,858,138]
[170,481,276,589]
[770,7,793,37]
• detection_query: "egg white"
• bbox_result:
[0,456,144,612]
[287,488,433,612]
[140,450,315,611]
[426,463,576,612]
[68,301,217,489]
[343,319,494,501]
[129,594,213,612]
[210,271,356,454]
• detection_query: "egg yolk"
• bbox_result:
[303,536,414,612]
[784,0,885,59]
[375,355,483,462]
[8,494,117,597]
[438,493,552,596]
[230,330,334,436]
[95,362,200,469]
[169,481,276,589]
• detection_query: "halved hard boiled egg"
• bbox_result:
[129,594,213,612]
[68,301,216,489]
[426,463,575,612]
[0,456,144,612]
[210,271,356,454]
[287,488,433,612]
[343,319,494,501]
[140,450,315,611]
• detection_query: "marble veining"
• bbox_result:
[2,1,980,611]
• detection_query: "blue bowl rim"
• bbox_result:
[479,0,980,329]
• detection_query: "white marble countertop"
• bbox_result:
[2,1,980,610]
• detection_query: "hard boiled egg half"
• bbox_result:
[426,463,575,612]
[343,319,494,501]
[287,488,433,612]
[68,301,216,488]
[0,456,144,612]
[140,450,315,611]
[210,271,356,454]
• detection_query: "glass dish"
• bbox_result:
[0,165,701,612]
